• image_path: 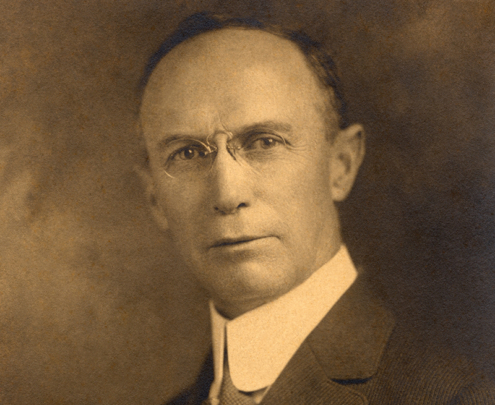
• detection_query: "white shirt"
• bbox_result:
[208,245,357,403]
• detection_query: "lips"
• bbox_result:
[211,236,268,248]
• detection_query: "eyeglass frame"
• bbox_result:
[157,129,291,179]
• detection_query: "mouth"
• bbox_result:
[211,236,264,248]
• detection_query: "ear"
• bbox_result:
[329,124,365,202]
[134,165,169,230]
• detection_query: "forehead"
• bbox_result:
[140,28,330,137]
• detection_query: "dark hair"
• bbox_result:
[140,11,348,129]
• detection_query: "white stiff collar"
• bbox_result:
[209,245,357,395]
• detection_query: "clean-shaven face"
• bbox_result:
[140,28,344,318]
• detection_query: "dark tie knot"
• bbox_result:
[217,367,256,405]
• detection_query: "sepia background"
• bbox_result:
[1,0,494,403]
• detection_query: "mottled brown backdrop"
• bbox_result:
[1,0,494,404]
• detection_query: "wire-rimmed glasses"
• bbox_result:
[158,131,291,179]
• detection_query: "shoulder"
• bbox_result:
[452,377,495,404]
[164,351,214,405]
[366,323,495,404]
[164,389,194,405]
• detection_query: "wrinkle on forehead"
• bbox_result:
[142,107,233,140]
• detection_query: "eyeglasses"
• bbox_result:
[159,132,291,179]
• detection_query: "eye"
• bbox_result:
[245,134,286,150]
[178,147,201,160]
[258,137,278,149]
[169,144,209,161]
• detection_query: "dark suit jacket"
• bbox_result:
[166,277,495,404]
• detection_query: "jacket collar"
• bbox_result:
[306,275,395,380]
[261,343,368,405]
[261,276,395,405]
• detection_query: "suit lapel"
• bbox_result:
[183,351,214,405]
[260,277,394,404]
[307,277,395,380]
[261,342,367,405]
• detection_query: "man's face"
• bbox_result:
[140,29,356,318]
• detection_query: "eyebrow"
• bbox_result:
[240,121,293,136]
[155,121,293,150]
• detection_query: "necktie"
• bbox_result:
[202,363,256,405]
[218,364,256,405]
[202,327,257,405]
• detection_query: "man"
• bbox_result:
[138,12,495,405]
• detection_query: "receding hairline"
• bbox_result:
[139,13,348,131]
[141,26,340,141]
[144,27,317,87]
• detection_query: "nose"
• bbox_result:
[209,137,252,215]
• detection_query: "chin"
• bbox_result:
[207,262,300,315]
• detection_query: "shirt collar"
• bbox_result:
[209,245,357,393]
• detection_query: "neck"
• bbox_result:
[212,241,343,320]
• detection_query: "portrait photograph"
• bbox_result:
[0,0,494,404]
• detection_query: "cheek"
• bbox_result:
[275,155,331,207]
[272,158,332,234]
[155,179,204,236]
